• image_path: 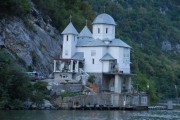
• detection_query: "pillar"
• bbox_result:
[111,94,120,107]
[53,60,56,72]
[59,61,61,71]
[70,60,73,72]
[76,61,79,72]
[125,77,131,92]
[114,75,122,93]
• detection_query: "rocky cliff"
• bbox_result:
[0,3,62,75]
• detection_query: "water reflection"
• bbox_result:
[0,110,179,120]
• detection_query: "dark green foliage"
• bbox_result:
[0,51,31,109]
[88,75,95,83]
[31,0,95,32]
[87,0,180,45]
[31,81,50,106]
[0,51,49,109]
[0,0,30,18]
[60,92,82,99]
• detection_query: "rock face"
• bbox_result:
[175,44,180,53]
[161,40,172,51]
[161,40,180,53]
[0,5,62,75]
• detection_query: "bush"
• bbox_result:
[60,92,82,99]
[31,81,49,105]
[0,51,32,109]
[88,75,95,83]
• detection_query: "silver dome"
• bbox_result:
[92,13,116,25]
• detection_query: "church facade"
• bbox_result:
[53,13,133,94]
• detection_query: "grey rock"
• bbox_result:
[161,40,172,51]
[175,44,180,53]
[42,99,53,108]
[0,15,62,75]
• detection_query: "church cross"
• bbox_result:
[86,19,88,26]
[103,6,106,13]
[69,15,72,22]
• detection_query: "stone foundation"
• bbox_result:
[54,93,112,107]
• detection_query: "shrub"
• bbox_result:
[88,75,95,83]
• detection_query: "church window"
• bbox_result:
[141,97,147,103]
[67,35,68,41]
[92,58,94,64]
[91,50,96,56]
[98,28,100,34]
[106,28,108,34]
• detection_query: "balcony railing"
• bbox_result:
[105,67,131,74]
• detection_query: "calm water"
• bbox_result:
[0,110,180,120]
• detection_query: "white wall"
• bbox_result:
[122,48,130,73]
[77,46,127,73]
[102,61,110,72]
[93,24,115,40]
[108,47,130,73]
[77,47,104,73]
[108,47,121,68]
[62,34,77,58]
[76,46,130,74]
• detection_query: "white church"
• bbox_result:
[53,13,132,94]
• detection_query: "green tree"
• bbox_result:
[0,51,32,109]
[32,0,95,31]
[0,0,30,18]
[31,81,49,106]
[88,75,95,83]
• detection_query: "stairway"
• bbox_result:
[78,68,89,85]
[83,86,96,95]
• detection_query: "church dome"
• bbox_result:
[92,13,116,25]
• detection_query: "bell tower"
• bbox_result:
[61,21,78,59]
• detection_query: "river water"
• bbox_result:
[0,110,180,120]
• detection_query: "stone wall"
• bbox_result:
[51,84,83,94]
[54,93,112,108]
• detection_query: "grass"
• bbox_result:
[60,92,82,98]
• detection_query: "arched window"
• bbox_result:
[106,28,108,34]
[67,35,68,41]
[92,58,94,64]
[98,28,100,34]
